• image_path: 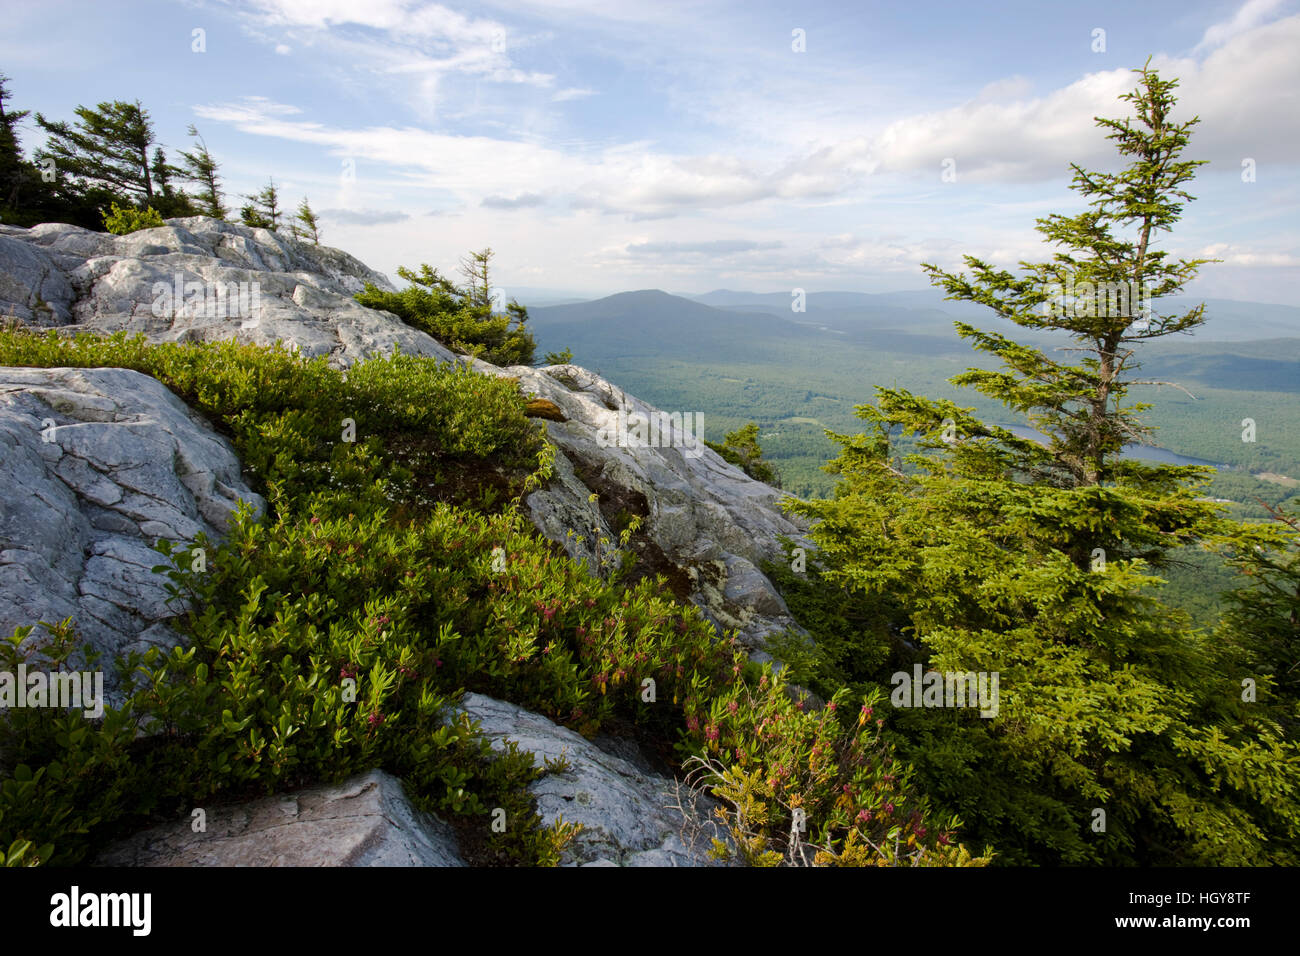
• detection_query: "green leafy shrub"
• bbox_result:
[0,327,980,866]
[102,202,165,235]
[706,423,781,488]
[356,262,536,367]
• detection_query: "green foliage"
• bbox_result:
[34,98,159,207]
[356,258,536,367]
[542,347,574,366]
[774,64,1300,865]
[0,327,976,867]
[292,196,321,244]
[177,125,225,220]
[0,329,542,519]
[705,422,782,488]
[240,177,281,231]
[102,201,165,235]
[681,672,988,867]
[1216,504,1300,734]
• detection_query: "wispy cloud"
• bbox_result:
[320,208,412,225]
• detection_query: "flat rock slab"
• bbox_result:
[96,770,466,867]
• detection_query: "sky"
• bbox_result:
[2,0,1298,303]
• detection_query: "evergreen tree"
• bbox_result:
[177,125,225,219]
[0,72,29,211]
[34,99,158,206]
[458,247,494,309]
[0,74,108,228]
[240,177,281,230]
[1217,503,1300,735]
[783,62,1300,864]
[706,423,782,487]
[354,253,536,366]
[292,196,321,243]
[148,146,197,218]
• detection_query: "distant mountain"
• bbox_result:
[686,288,991,321]
[683,289,1300,342]
[528,290,810,362]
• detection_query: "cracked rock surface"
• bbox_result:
[1,217,811,659]
[96,769,466,867]
[0,366,264,692]
[0,218,459,367]
[459,693,731,866]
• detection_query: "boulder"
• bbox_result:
[97,769,465,867]
[458,692,731,866]
[0,366,264,694]
[485,363,814,654]
[0,218,458,367]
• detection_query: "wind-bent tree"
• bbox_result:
[35,99,159,206]
[355,251,536,366]
[781,63,1300,865]
[178,124,226,219]
[240,177,282,230]
[0,72,28,212]
[292,196,321,243]
[148,146,197,218]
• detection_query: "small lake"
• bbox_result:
[998,424,1224,468]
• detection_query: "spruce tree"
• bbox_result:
[148,146,196,218]
[292,196,321,243]
[458,247,494,309]
[0,75,108,228]
[34,99,158,206]
[178,125,225,219]
[240,177,281,230]
[0,72,29,211]
[784,62,1300,865]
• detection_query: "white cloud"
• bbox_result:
[320,208,412,225]
[1193,0,1289,53]
[1197,242,1300,267]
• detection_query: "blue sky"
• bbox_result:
[3,0,1298,303]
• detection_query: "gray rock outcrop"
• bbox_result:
[0,366,264,688]
[97,769,466,867]
[483,361,812,658]
[0,217,808,867]
[0,217,810,658]
[0,219,458,366]
[458,693,729,866]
